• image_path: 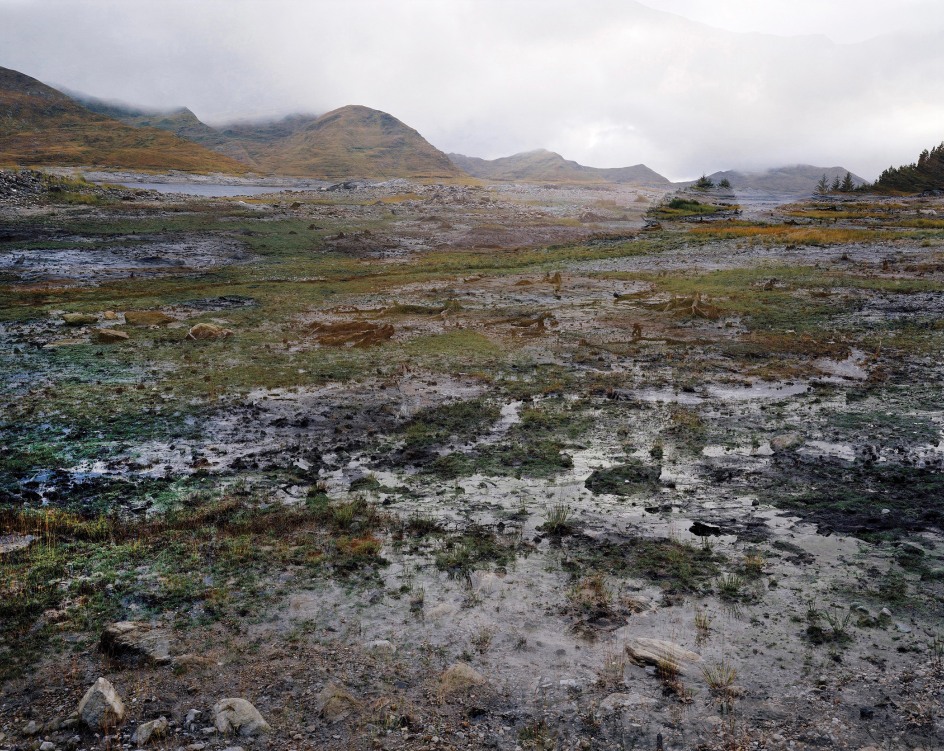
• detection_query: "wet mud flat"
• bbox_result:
[1,176,943,751]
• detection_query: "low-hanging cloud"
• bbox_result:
[1,0,942,180]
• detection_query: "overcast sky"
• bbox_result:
[2,0,943,180]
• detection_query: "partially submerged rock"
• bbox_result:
[77,677,126,730]
[100,621,171,665]
[62,312,98,325]
[124,310,175,326]
[94,328,130,343]
[212,698,271,736]
[187,322,233,340]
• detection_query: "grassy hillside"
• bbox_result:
[448,149,669,185]
[73,94,459,179]
[249,106,460,178]
[0,67,247,173]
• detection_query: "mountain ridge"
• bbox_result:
[0,67,247,173]
[448,149,669,185]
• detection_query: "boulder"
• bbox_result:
[187,323,233,341]
[132,716,169,746]
[124,311,175,326]
[62,312,97,325]
[624,637,701,674]
[212,698,271,737]
[94,329,130,344]
[77,677,126,730]
[438,662,486,696]
[770,432,803,452]
[316,684,361,723]
[364,639,396,655]
[100,621,171,665]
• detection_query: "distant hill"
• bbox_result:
[448,149,669,186]
[248,106,460,178]
[73,93,459,179]
[704,165,866,194]
[872,142,944,193]
[0,67,246,173]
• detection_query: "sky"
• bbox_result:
[1,0,943,180]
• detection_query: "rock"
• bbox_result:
[187,323,233,340]
[771,432,803,452]
[43,338,87,348]
[624,637,701,673]
[364,639,396,655]
[77,677,126,730]
[212,698,271,736]
[94,328,130,343]
[1,534,36,556]
[124,311,175,326]
[103,310,118,320]
[426,602,458,620]
[438,662,486,696]
[23,720,40,735]
[316,684,361,723]
[62,312,97,325]
[40,741,55,751]
[185,709,202,726]
[132,715,168,746]
[173,654,215,670]
[599,692,657,714]
[895,622,912,633]
[222,747,246,751]
[879,607,892,618]
[101,621,171,665]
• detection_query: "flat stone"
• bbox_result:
[599,692,658,713]
[94,328,130,343]
[624,637,701,674]
[100,621,171,665]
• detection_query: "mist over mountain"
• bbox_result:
[0,67,246,173]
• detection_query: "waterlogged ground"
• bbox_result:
[1,174,943,751]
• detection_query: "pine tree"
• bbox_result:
[718,178,731,189]
[815,174,830,195]
[831,175,841,192]
[840,172,855,192]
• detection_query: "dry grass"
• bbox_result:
[688,222,892,245]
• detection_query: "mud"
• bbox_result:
[2,176,944,751]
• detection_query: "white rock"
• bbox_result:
[212,698,271,736]
[364,639,396,655]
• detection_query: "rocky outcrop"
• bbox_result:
[100,621,171,665]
